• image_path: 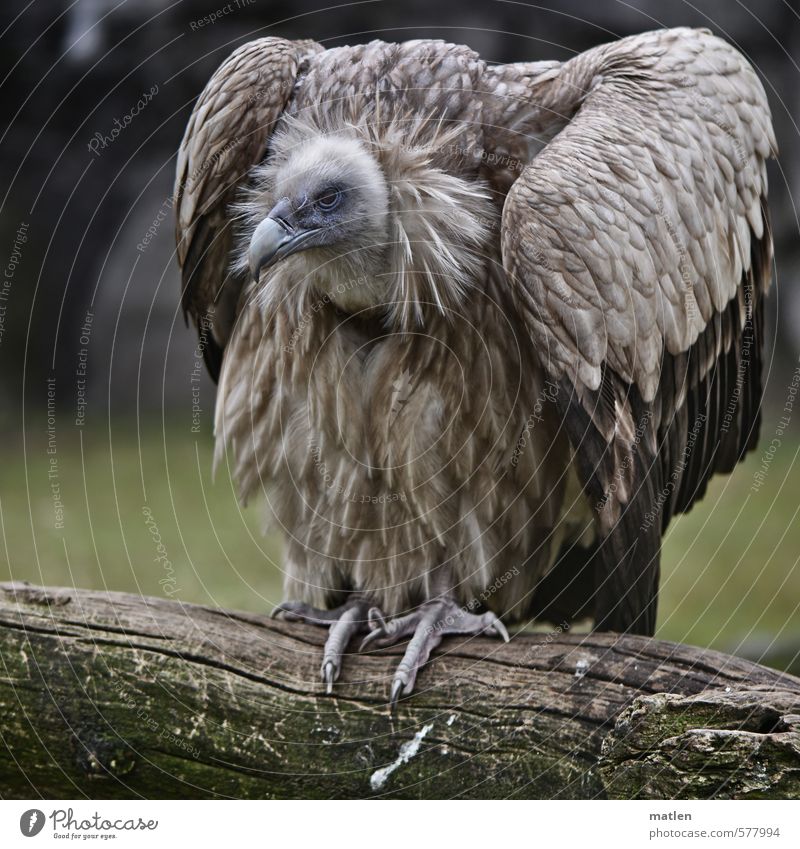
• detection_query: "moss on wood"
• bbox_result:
[1,582,798,799]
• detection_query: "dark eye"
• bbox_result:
[316,187,343,211]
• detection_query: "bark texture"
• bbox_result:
[0,582,798,799]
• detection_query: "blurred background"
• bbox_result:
[1,0,798,673]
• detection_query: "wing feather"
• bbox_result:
[174,37,322,379]
[500,28,775,634]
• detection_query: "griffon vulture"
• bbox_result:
[174,28,775,704]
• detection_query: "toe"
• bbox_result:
[321,659,338,694]
[390,675,407,710]
[367,606,388,632]
[319,601,370,693]
[359,628,386,652]
[387,612,443,704]
[359,610,420,651]
[271,601,339,624]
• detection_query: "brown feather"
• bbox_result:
[175,28,775,636]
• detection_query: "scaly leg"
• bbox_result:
[272,596,370,693]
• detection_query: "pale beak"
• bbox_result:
[248,201,319,283]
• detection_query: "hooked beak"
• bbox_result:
[248,200,319,283]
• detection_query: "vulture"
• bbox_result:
[174,28,775,704]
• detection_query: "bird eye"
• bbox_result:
[316,187,343,211]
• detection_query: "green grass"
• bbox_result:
[2,420,798,667]
[1,422,284,613]
[658,435,800,661]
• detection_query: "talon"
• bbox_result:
[491,617,510,643]
[322,659,337,694]
[359,607,395,650]
[277,598,371,692]
[390,677,405,709]
[359,629,384,652]
[279,591,510,706]
[270,600,338,624]
[367,606,388,632]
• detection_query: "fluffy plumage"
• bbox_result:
[174,28,775,697]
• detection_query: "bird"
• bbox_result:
[174,28,775,706]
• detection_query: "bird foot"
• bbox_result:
[360,598,510,707]
[272,597,370,693]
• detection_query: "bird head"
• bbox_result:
[243,134,390,315]
[238,121,496,327]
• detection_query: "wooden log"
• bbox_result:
[0,581,798,799]
[601,688,800,798]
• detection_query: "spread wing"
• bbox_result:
[500,28,776,634]
[174,37,322,380]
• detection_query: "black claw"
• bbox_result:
[390,678,404,709]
